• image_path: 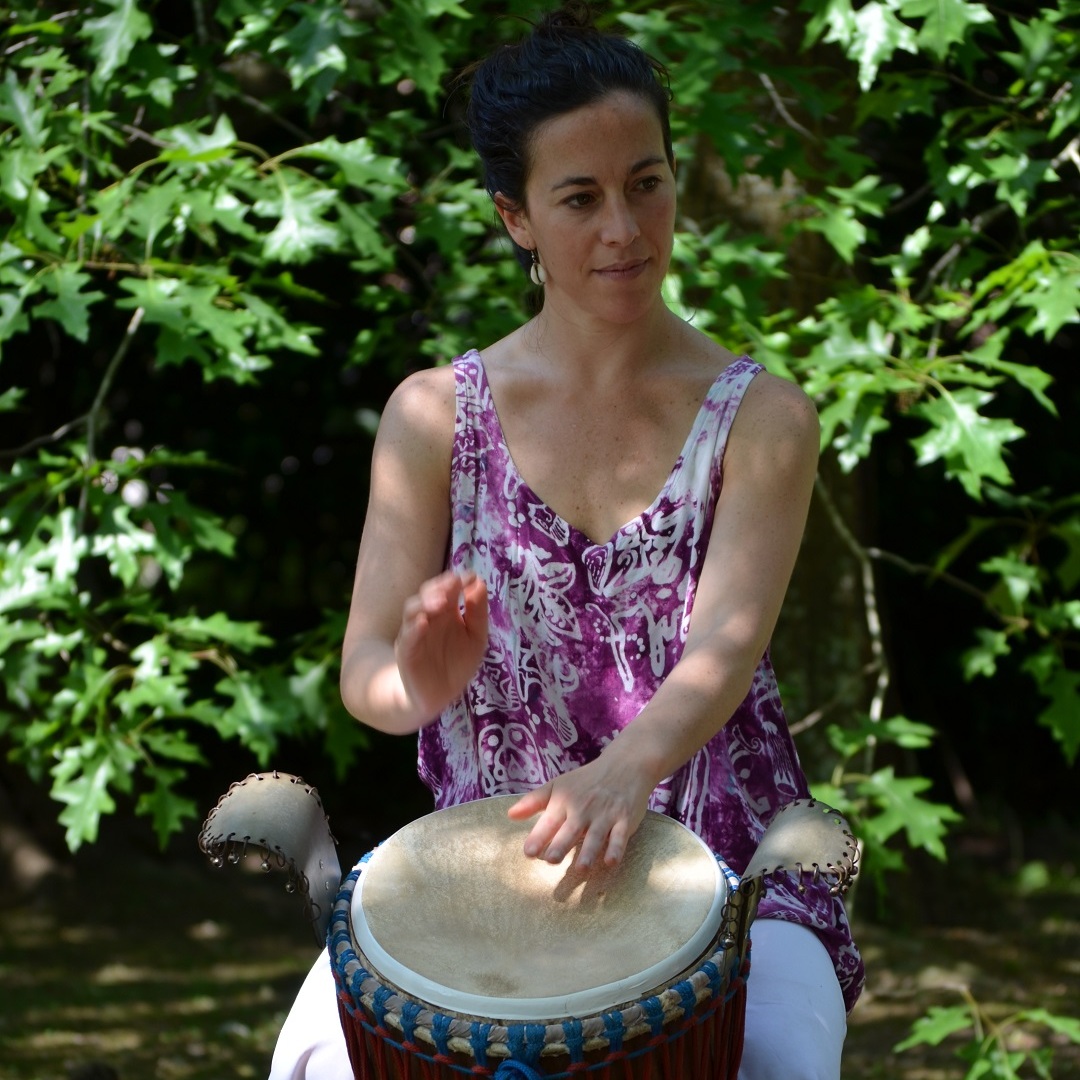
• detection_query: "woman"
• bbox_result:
[270,6,863,1079]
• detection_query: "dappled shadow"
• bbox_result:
[2,814,1078,1079]
[844,825,1080,1079]
[0,836,315,1080]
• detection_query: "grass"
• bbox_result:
[2,807,1078,1080]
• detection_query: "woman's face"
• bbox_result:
[496,91,677,327]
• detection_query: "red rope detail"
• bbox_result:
[640,1045,653,1080]
[374,1031,389,1080]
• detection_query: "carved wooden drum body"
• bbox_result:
[329,796,753,1079]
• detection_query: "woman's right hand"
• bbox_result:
[395,570,489,719]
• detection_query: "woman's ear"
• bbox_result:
[493,192,532,250]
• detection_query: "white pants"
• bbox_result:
[738,921,847,1080]
[268,919,846,1080]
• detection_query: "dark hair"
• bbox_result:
[463,2,674,274]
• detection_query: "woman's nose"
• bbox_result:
[600,197,640,246]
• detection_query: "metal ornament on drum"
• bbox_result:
[329,796,753,1080]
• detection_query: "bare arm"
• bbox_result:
[509,372,820,867]
[340,367,488,734]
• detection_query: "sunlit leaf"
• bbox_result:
[803,199,866,263]
[213,669,301,762]
[136,765,198,849]
[157,113,238,163]
[270,2,354,90]
[1020,1009,1080,1044]
[857,767,962,859]
[255,178,341,264]
[165,612,272,651]
[0,69,49,149]
[899,0,995,61]
[50,739,139,850]
[811,0,918,90]
[895,1005,972,1051]
[910,389,1025,499]
[33,265,106,343]
[79,0,153,88]
[1016,267,1080,343]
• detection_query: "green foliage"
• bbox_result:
[896,990,1080,1078]
[617,8,1078,901]
[813,716,963,887]
[0,0,1076,870]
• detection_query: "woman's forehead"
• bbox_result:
[526,91,669,183]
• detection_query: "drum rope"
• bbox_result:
[492,1061,544,1079]
[343,1003,746,1078]
[331,837,755,1079]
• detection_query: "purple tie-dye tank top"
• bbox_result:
[417,350,864,1011]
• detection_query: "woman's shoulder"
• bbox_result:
[386,361,458,414]
[726,364,820,469]
[376,363,459,461]
[740,365,818,429]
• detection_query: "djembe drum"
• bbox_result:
[199,774,857,1080]
[329,796,753,1079]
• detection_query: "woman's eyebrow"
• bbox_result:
[550,156,667,192]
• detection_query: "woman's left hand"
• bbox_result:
[506,752,654,870]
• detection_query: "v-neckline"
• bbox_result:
[464,350,752,551]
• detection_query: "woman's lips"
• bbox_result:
[594,259,648,281]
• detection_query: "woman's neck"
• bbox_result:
[519,295,685,386]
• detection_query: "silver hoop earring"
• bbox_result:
[530,249,547,286]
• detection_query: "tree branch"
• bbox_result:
[813,475,890,768]
[916,203,1011,302]
[758,72,818,143]
[78,306,145,523]
[0,415,89,460]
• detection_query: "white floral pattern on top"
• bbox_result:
[417,351,864,1012]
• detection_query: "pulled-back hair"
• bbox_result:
[463,2,673,273]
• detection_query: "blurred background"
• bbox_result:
[1,0,1077,1076]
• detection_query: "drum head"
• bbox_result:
[351,796,726,1020]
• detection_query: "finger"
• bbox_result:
[417,574,460,614]
[601,817,631,867]
[401,592,426,622]
[507,783,551,821]
[461,575,488,630]
[521,804,567,860]
[542,815,590,865]
[396,601,429,648]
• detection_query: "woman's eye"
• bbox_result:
[638,176,661,192]
[566,192,594,208]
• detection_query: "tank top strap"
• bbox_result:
[450,350,506,543]
[664,356,763,508]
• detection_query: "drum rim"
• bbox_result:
[345,799,733,1022]
[330,863,747,1064]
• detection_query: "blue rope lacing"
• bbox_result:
[493,1061,545,1080]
